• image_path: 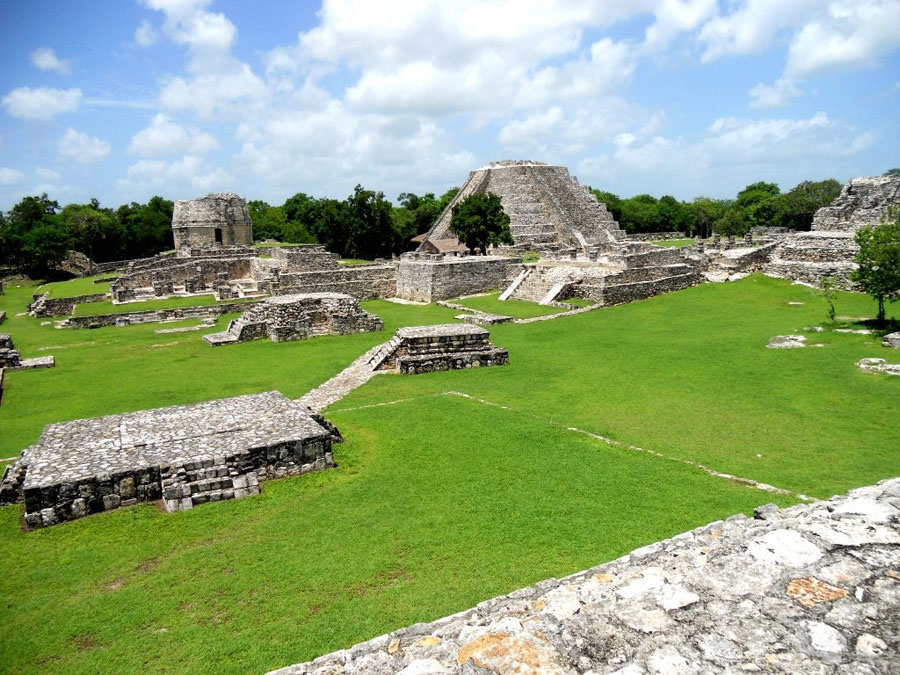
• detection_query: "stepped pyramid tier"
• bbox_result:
[203,292,383,346]
[764,174,900,289]
[172,192,253,255]
[419,160,625,253]
[0,392,339,530]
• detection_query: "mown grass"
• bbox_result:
[652,238,694,248]
[0,273,898,673]
[72,294,260,317]
[338,258,376,266]
[38,275,113,298]
[453,292,563,318]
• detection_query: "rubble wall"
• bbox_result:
[396,257,522,302]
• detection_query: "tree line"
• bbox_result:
[4,171,897,278]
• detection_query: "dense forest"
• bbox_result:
[1,175,886,278]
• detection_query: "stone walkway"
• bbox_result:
[271,478,900,674]
[297,338,399,412]
[435,299,603,326]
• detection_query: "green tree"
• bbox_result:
[852,215,900,323]
[247,200,287,242]
[449,191,513,255]
[770,179,842,231]
[344,185,395,259]
[61,201,121,265]
[691,197,729,239]
[885,168,900,176]
[115,196,174,259]
[1,193,70,276]
[735,181,781,229]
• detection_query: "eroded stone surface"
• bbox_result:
[857,358,900,376]
[270,479,900,674]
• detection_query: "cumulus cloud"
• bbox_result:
[2,87,82,120]
[643,0,718,50]
[128,113,218,156]
[31,47,71,74]
[699,0,819,62]
[786,0,900,77]
[0,167,25,185]
[749,77,802,109]
[119,154,233,193]
[135,20,160,47]
[58,128,112,163]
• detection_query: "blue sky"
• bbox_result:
[1,0,898,211]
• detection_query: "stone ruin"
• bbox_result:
[419,160,625,254]
[0,333,55,371]
[172,192,253,255]
[395,254,522,303]
[0,392,339,529]
[203,292,383,346]
[272,478,900,675]
[376,324,509,375]
[765,173,900,289]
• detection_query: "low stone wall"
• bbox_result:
[578,272,700,306]
[28,292,108,317]
[275,266,397,300]
[376,324,510,375]
[272,478,900,675]
[396,256,522,302]
[111,257,254,301]
[627,231,687,241]
[62,300,261,329]
[270,246,341,270]
[398,350,509,374]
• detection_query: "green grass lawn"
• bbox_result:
[37,274,113,298]
[453,292,565,318]
[652,238,694,248]
[72,294,260,317]
[338,258,376,266]
[1,273,898,673]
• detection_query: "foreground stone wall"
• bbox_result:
[273,478,900,674]
[396,256,522,302]
[274,265,397,300]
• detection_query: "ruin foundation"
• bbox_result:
[203,292,383,346]
[377,324,509,375]
[0,392,338,530]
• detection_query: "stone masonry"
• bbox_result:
[420,161,625,253]
[272,477,900,675]
[0,392,338,529]
[172,192,253,255]
[395,255,522,303]
[377,324,508,375]
[765,174,900,289]
[0,333,55,370]
[203,293,383,346]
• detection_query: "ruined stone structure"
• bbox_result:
[0,392,338,529]
[0,333,54,370]
[377,324,509,375]
[395,255,522,303]
[273,478,900,675]
[299,324,509,412]
[420,161,625,253]
[502,245,701,307]
[28,292,109,317]
[172,193,253,255]
[109,245,396,305]
[765,174,900,288]
[203,293,383,346]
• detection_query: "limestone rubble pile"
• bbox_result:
[272,478,900,675]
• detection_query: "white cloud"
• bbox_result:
[119,154,233,193]
[498,107,565,146]
[2,87,82,120]
[36,167,61,181]
[31,47,71,74]
[749,77,802,109]
[0,167,25,186]
[135,20,160,47]
[129,113,218,156]
[699,0,819,62]
[786,0,900,77]
[58,128,112,164]
[644,0,717,50]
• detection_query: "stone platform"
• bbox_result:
[272,478,900,674]
[0,333,55,370]
[204,292,383,345]
[0,392,338,529]
[380,324,509,375]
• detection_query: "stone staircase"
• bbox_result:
[161,460,260,512]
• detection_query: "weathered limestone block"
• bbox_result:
[882,331,900,349]
[270,478,900,675]
[812,174,900,232]
[379,324,509,375]
[396,256,522,302]
[0,392,339,529]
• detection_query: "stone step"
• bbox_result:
[499,269,531,301]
